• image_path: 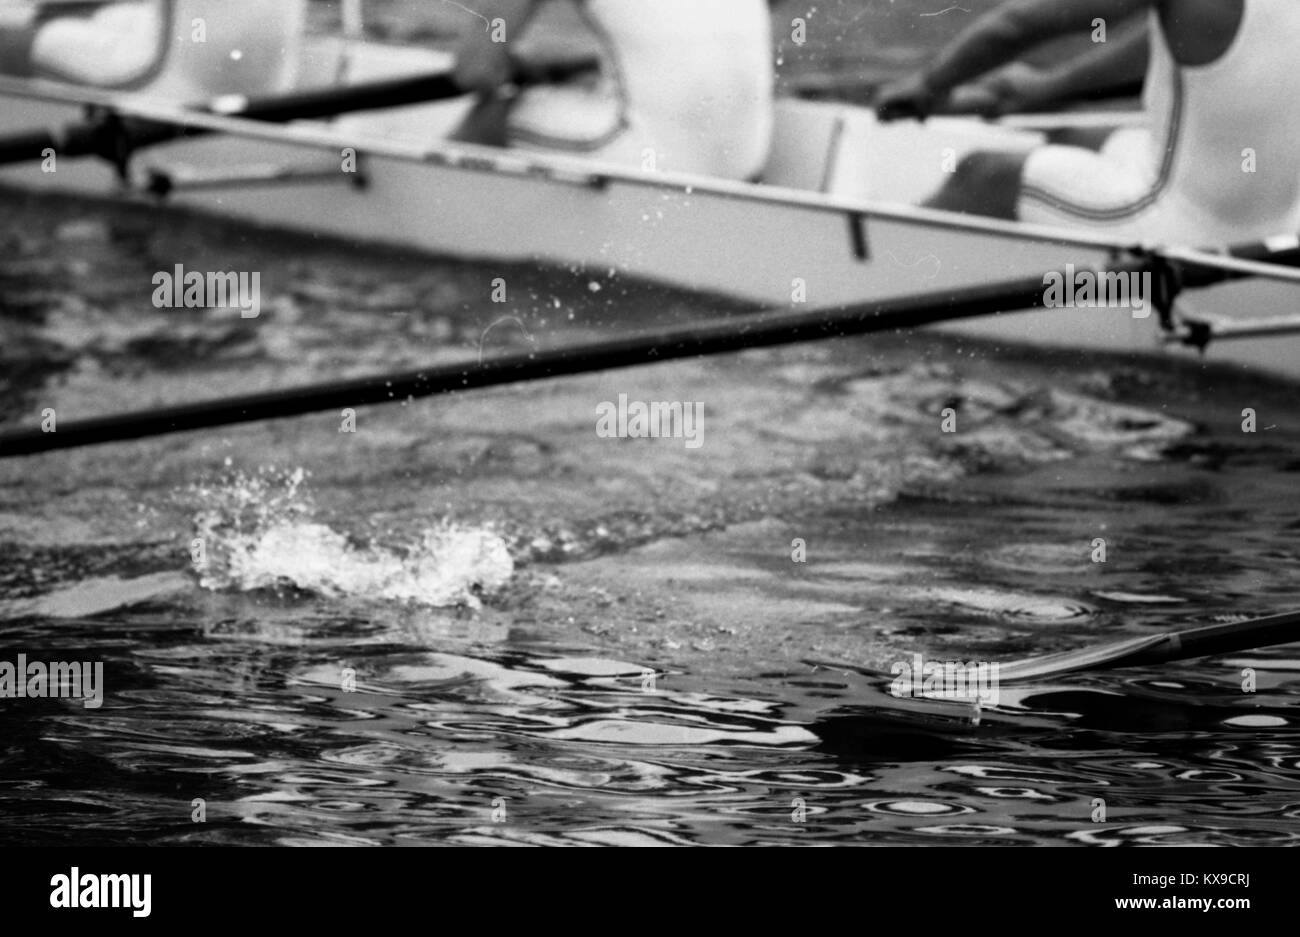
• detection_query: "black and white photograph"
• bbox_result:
[0,0,1293,906]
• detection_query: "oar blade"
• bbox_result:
[996,633,1171,684]
[808,610,1300,690]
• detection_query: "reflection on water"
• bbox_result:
[3,605,1300,845]
[3,156,1300,847]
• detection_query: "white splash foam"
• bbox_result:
[190,466,512,608]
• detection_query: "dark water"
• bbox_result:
[1,1,1300,846]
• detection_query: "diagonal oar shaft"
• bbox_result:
[0,265,1141,457]
[1011,608,1300,679]
[199,58,596,125]
[0,60,597,167]
[10,240,1300,459]
[0,125,86,165]
[811,609,1300,687]
[0,72,464,166]
[6,224,1300,458]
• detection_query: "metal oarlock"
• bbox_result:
[1164,309,1300,348]
[67,105,136,183]
[1146,251,1184,338]
[1142,236,1300,349]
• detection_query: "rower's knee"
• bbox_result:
[925,151,1026,220]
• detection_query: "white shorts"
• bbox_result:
[1017,127,1300,245]
[1016,128,1171,240]
[30,3,161,86]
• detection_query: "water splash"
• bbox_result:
[189,465,512,608]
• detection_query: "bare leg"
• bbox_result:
[449,92,515,147]
[923,150,1028,220]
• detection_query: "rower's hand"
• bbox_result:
[874,72,945,122]
[970,62,1055,116]
[944,84,1005,118]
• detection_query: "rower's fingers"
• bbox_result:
[873,73,946,122]
[944,83,1004,118]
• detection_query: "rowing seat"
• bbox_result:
[15,0,304,99]
[30,2,161,86]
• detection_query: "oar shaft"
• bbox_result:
[0,127,58,165]
[812,608,1300,688]
[8,242,1291,458]
[213,59,595,124]
[1161,239,1300,285]
[0,267,1119,457]
[94,72,475,156]
[1115,610,1300,669]
[0,76,464,166]
[0,122,101,166]
[0,60,597,167]
[207,72,466,123]
[993,609,1300,684]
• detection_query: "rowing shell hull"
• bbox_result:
[1,43,1296,381]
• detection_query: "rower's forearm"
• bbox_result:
[1041,19,1149,100]
[924,13,1065,93]
[922,0,1151,93]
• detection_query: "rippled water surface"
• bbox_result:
[2,1,1300,846]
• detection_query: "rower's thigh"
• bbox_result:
[1018,139,1155,224]
[924,151,1028,220]
[30,7,160,85]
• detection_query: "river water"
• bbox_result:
[1,0,1298,846]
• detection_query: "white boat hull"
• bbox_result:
[2,38,1297,380]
